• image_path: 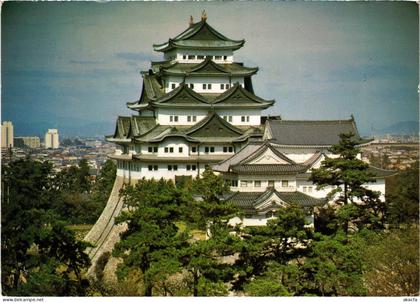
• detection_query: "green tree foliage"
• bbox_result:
[310,132,381,234]
[310,132,375,205]
[1,159,90,296]
[386,163,419,227]
[362,226,419,296]
[300,232,366,296]
[184,167,240,296]
[53,159,116,224]
[235,205,312,293]
[113,179,189,296]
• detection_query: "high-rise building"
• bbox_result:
[44,129,60,149]
[1,121,14,148]
[14,136,41,149]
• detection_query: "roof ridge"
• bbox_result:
[238,142,295,165]
[185,111,243,136]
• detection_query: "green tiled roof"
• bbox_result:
[231,164,308,175]
[226,188,326,211]
[158,58,258,77]
[186,111,243,138]
[153,20,245,52]
[111,116,157,140]
[213,141,323,174]
[108,112,260,144]
[212,83,274,108]
[266,119,373,146]
[239,142,296,165]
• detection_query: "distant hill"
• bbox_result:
[377,121,419,136]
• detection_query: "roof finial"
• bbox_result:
[189,15,194,26]
[201,10,207,22]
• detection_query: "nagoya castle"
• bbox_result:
[85,12,394,274]
[107,12,273,181]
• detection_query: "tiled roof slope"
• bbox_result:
[226,188,325,211]
[266,119,373,146]
[153,19,245,52]
[158,58,258,77]
[108,112,263,144]
[129,78,274,110]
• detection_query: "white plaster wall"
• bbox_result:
[116,161,202,181]
[156,108,208,125]
[232,175,297,192]
[175,49,234,63]
[164,76,244,94]
[158,138,190,157]
[199,144,235,155]
[216,108,261,126]
[156,108,261,126]
[229,216,273,227]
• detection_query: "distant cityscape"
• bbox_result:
[1,120,115,176]
[1,120,418,175]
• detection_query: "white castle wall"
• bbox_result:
[156,108,261,126]
[164,76,244,94]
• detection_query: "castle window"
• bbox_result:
[220,84,224,90]
[215,55,222,60]
[148,165,153,171]
[203,84,207,90]
[153,165,158,171]
[171,83,176,89]
[188,55,195,60]
[268,180,275,188]
[265,211,274,218]
[191,146,197,153]
[173,165,178,171]
[168,165,172,171]
[223,55,227,60]
[187,164,196,171]
[182,55,187,59]
[205,146,209,153]
[189,83,194,89]
[226,84,230,89]
[179,147,183,153]
[282,180,289,187]
[169,147,174,153]
[228,146,233,152]
[148,147,153,153]
[210,146,215,153]
[223,146,228,153]
[254,180,261,187]
[197,55,205,59]
[174,116,178,122]
[208,84,212,90]
[193,116,197,122]
[231,180,238,187]
[170,116,173,122]
[308,186,313,192]
[303,186,307,192]
[164,147,169,153]
[241,181,248,187]
[154,147,158,153]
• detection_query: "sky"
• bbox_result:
[2,1,418,137]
